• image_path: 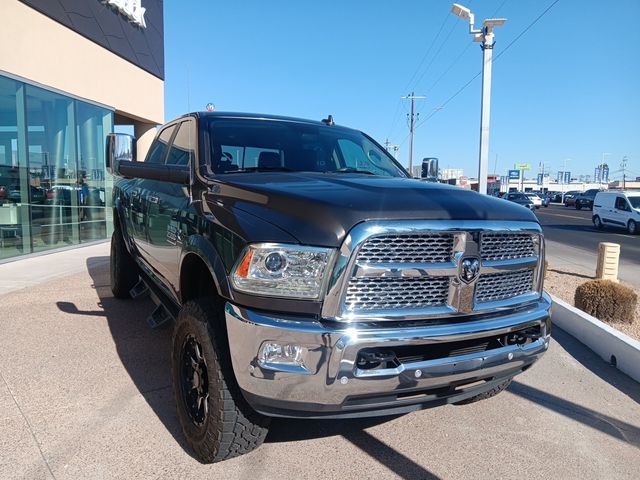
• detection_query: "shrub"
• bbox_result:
[574,279,637,324]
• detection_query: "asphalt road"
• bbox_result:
[533,203,639,285]
[535,204,639,266]
[1,247,639,480]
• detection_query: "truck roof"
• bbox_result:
[175,111,346,129]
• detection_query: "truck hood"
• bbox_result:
[206,172,538,247]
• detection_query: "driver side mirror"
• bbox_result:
[106,133,136,176]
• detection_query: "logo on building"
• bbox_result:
[102,0,147,28]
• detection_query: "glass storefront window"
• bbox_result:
[0,74,113,261]
[76,102,113,243]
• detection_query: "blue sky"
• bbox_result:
[163,0,640,181]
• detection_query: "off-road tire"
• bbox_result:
[171,298,270,463]
[628,220,638,235]
[110,228,138,299]
[453,378,512,405]
[593,215,603,230]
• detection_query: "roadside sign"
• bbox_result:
[564,171,571,184]
[206,103,215,112]
[537,173,543,186]
[515,163,531,171]
[508,170,520,180]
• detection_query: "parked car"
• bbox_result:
[563,191,580,207]
[547,191,562,203]
[526,193,548,208]
[7,184,46,204]
[574,189,601,210]
[592,191,640,234]
[503,192,536,210]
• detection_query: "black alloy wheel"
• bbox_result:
[171,299,269,463]
[179,335,210,426]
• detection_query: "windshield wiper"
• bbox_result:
[331,168,376,175]
[223,166,294,174]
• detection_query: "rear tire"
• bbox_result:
[628,220,638,235]
[575,204,582,210]
[593,215,603,230]
[453,378,512,405]
[172,298,269,463]
[110,228,139,299]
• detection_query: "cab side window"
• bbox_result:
[145,125,176,164]
[166,121,195,166]
[615,197,628,211]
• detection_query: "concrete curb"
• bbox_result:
[550,294,640,383]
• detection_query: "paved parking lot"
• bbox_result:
[1,245,639,479]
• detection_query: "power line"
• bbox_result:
[493,0,561,63]
[425,41,474,94]
[402,11,451,94]
[412,20,459,90]
[413,0,562,132]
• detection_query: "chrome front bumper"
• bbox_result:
[225,293,552,418]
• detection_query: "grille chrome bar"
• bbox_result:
[480,232,536,261]
[357,234,454,264]
[321,220,544,322]
[344,277,450,311]
[476,270,535,303]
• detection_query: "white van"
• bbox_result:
[592,191,640,234]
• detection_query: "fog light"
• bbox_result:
[258,342,305,368]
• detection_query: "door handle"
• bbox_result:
[149,196,159,204]
[131,190,139,197]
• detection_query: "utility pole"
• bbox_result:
[451,4,506,195]
[384,139,399,159]
[402,92,425,177]
[621,156,628,189]
[561,158,569,203]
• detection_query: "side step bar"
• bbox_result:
[147,303,173,329]
[129,279,149,299]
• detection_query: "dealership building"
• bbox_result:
[0,0,164,262]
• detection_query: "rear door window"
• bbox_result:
[166,121,195,166]
[145,125,175,164]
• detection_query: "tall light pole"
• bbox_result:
[451,4,506,195]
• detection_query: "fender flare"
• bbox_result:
[179,234,233,302]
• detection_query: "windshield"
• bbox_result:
[206,118,407,177]
[629,196,640,209]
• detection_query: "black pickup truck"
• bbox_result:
[106,112,551,463]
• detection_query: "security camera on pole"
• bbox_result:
[451,4,506,195]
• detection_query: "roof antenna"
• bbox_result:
[321,114,334,126]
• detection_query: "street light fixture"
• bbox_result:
[451,3,506,195]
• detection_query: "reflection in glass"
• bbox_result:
[0,74,113,261]
[0,76,24,259]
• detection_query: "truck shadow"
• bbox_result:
[80,256,438,476]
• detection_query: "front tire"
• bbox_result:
[575,204,582,210]
[593,215,603,230]
[110,228,139,299]
[628,220,638,235]
[171,299,269,463]
[454,378,512,405]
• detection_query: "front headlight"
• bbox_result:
[231,243,334,299]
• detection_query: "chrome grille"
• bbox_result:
[475,270,534,303]
[480,233,536,261]
[344,277,449,311]
[357,234,454,264]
